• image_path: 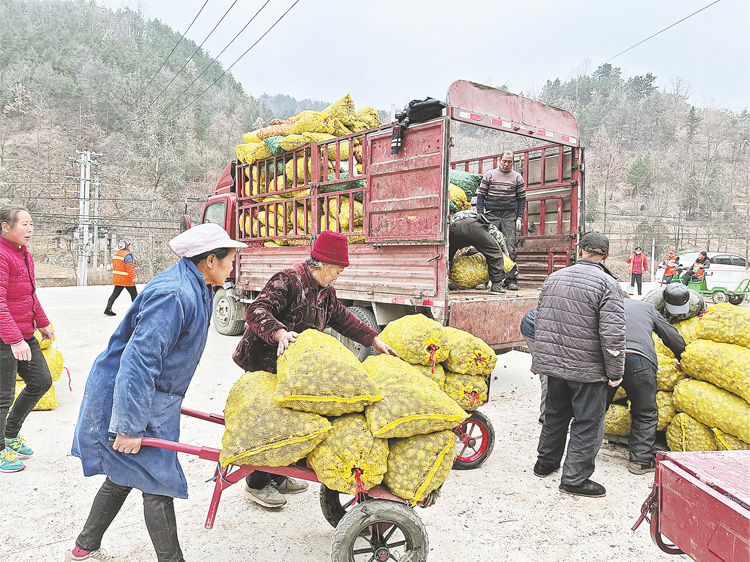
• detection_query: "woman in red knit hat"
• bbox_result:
[232,230,398,508]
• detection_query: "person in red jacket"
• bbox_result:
[0,204,54,473]
[627,246,648,295]
[104,239,137,316]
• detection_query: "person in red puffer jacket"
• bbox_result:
[627,246,649,295]
[0,204,54,473]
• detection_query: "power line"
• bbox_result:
[155,0,272,118]
[132,0,212,107]
[163,0,302,123]
[142,0,240,115]
[605,0,722,63]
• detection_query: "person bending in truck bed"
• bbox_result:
[232,230,398,509]
[476,150,526,291]
[449,210,506,293]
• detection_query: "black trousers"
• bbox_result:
[76,478,185,562]
[485,209,518,282]
[449,219,506,285]
[105,285,138,311]
[682,271,701,285]
[630,273,643,294]
[245,471,286,490]
[607,354,658,463]
[537,376,608,487]
[0,337,52,443]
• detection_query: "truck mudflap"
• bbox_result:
[447,294,537,351]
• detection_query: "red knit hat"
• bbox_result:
[311,230,349,267]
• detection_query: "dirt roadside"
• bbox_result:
[1,285,686,562]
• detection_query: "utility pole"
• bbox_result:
[67,150,103,286]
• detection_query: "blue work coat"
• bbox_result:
[72,258,212,498]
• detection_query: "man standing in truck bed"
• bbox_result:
[476,151,525,291]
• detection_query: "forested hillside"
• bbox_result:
[0,0,747,284]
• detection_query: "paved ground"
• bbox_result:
[0,283,694,562]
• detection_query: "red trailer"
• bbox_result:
[635,450,750,561]
[199,80,584,356]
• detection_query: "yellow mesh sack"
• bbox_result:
[672,379,750,444]
[308,414,389,495]
[666,412,716,452]
[653,316,702,358]
[264,240,286,247]
[362,355,467,438]
[242,131,262,143]
[695,303,750,348]
[384,430,456,505]
[290,110,316,123]
[681,339,750,402]
[289,111,334,135]
[604,404,631,436]
[243,142,273,166]
[285,156,329,186]
[377,314,450,366]
[42,347,64,382]
[656,391,676,431]
[34,322,54,350]
[330,117,353,138]
[442,371,488,411]
[278,134,309,152]
[349,120,368,133]
[255,123,292,140]
[451,253,489,289]
[502,253,516,273]
[323,197,363,231]
[220,371,331,467]
[356,107,380,128]
[347,227,365,245]
[449,184,470,211]
[322,94,356,127]
[275,330,382,416]
[14,381,58,410]
[304,131,336,144]
[612,387,627,401]
[442,326,497,376]
[409,363,445,389]
[656,353,684,391]
[713,428,750,451]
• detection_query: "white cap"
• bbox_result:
[169,223,246,258]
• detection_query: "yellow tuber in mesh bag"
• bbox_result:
[713,428,750,451]
[42,346,64,382]
[604,404,631,436]
[278,134,309,152]
[377,314,451,366]
[322,94,356,127]
[442,326,497,376]
[356,107,380,129]
[34,322,54,350]
[681,339,750,403]
[275,330,382,416]
[666,412,716,452]
[449,184,470,211]
[656,353,684,391]
[653,316,701,358]
[451,253,489,289]
[442,371,488,411]
[656,391,676,431]
[383,430,456,505]
[220,371,331,467]
[289,111,334,135]
[307,413,389,495]
[362,355,468,439]
[695,303,750,348]
[672,379,750,444]
[410,362,445,389]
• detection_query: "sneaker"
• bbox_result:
[244,483,287,508]
[63,548,126,561]
[103,310,116,316]
[0,449,26,473]
[505,282,520,291]
[5,436,33,458]
[533,461,560,477]
[559,479,606,498]
[474,283,488,290]
[272,477,308,494]
[490,285,506,294]
[628,460,656,475]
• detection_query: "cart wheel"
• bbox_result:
[712,290,729,304]
[453,409,495,470]
[320,484,357,528]
[331,499,428,562]
[728,294,745,305]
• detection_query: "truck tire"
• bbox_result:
[331,306,379,362]
[213,288,246,336]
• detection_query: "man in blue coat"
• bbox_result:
[66,224,245,562]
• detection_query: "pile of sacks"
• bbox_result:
[234,95,380,247]
[220,315,496,504]
[605,304,750,452]
[14,325,65,410]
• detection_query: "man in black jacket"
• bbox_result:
[610,296,686,475]
[449,211,506,294]
[533,232,625,498]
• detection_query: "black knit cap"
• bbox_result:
[577,231,609,256]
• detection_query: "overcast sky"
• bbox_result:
[100,0,749,113]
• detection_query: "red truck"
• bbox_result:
[198,80,584,359]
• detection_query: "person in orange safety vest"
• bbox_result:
[104,239,137,316]
[681,251,710,286]
[661,250,680,285]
